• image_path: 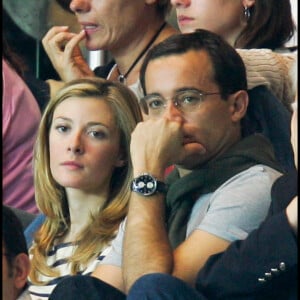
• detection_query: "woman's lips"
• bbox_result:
[61,161,83,170]
[80,22,99,35]
[177,15,194,26]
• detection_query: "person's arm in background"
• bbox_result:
[46,79,66,99]
[237,49,296,111]
[195,172,298,300]
[42,26,96,99]
[286,196,298,234]
[41,26,93,100]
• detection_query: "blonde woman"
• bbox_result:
[28,77,142,299]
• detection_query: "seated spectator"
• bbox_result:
[6,205,36,230]
[3,205,31,300]
[3,39,42,214]
[42,0,177,99]
[42,0,294,115]
[49,29,284,299]
[126,79,298,300]
[27,77,142,299]
[171,0,297,110]
[171,0,297,173]
[23,0,297,242]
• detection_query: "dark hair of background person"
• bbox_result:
[2,8,60,81]
[3,206,29,268]
[56,0,72,12]
[236,0,295,49]
[3,35,27,80]
[3,21,51,112]
[140,29,247,99]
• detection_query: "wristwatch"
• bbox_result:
[131,173,168,196]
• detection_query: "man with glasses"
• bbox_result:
[122,28,284,290]
[3,206,31,300]
[49,29,284,299]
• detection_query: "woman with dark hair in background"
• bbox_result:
[171,0,298,173]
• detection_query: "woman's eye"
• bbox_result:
[56,125,69,133]
[89,131,106,139]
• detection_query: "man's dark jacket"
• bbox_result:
[196,170,298,300]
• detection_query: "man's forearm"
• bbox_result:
[123,193,173,293]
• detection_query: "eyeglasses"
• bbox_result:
[140,89,221,116]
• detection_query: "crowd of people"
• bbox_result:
[3,0,297,299]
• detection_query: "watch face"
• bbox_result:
[132,174,157,196]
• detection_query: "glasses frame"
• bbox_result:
[140,88,221,115]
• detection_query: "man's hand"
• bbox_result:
[130,118,184,176]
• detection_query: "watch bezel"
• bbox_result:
[131,173,160,196]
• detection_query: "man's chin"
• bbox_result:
[176,155,206,171]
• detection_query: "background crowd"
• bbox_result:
[2,1,297,299]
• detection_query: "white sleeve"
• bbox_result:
[99,219,126,267]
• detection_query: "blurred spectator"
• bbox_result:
[3,40,41,214]
[2,205,31,300]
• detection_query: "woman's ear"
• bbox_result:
[13,253,30,290]
[228,90,249,122]
[145,0,157,5]
[114,151,127,168]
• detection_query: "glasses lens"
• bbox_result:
[141,90,205,116]
[176,90,202,112]
[144,95,166,116]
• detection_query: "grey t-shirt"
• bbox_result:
[101,165,282,267]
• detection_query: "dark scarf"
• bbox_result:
[165,134,283,248]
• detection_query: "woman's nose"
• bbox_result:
[68,133,84,154]
[171,0,191,8]
[69,0,91,14]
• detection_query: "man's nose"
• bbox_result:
[163,101,183,120]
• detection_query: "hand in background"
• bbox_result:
[42,26,94,82]
[286,196,297,235]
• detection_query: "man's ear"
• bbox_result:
[13,253,30,290]
[228,90,249,122]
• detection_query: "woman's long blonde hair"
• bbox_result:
[29,78,142,284]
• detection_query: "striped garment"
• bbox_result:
[28,241,112,300]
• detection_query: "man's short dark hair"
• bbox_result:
[140,29,247,99]
[3,206,28,267]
